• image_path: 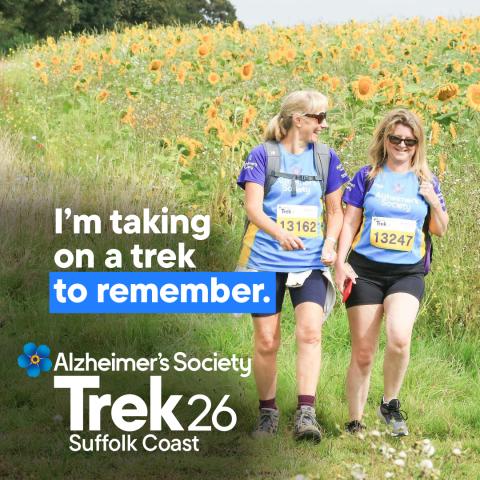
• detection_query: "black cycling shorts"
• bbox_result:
[345,251,425,308]
[252,270,328,317]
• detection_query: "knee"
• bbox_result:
[296,324,322,346]
[352,348,375,372]
[255,332,280,356]
[388,337,410,356]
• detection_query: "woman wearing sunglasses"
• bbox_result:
[237,90,349,442]
[335,108,448,436]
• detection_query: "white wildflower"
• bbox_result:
[452,447,462,456]
[370,429,381,438]
[422,444,435,457]
[419,459,434,471]
[32,135,37,141]
[351,464,366,480]
[397,451,407,459]
[393,459,405,467]
[385,473,394,479]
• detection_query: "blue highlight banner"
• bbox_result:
[49,272,276,314]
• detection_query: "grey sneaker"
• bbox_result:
[251,408,279,438]
[294,406,322,443]
[377,398,409,437]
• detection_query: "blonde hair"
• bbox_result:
[264,90,328,142]
[368,108,431,181]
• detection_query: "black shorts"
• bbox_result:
[252,270,328,317]
[345,251,425,309]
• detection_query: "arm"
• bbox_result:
[244,182,305,251]
[419,181,449,237]
[320,188,344,266]
[334,204,363,291]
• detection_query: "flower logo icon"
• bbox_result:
[18,343,53,378]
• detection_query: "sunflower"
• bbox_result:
[177,68,186,84]
[208,72,220,85]
[449,123,457,140]
[125,88,139,100]
[149,60,163,71]
[197,44,210,58]
[50,56,61,65]
[242,106,257,130]
[352,75,376,101]
[436,83,459,101]
[33,59,45,70]
[463,62,474,76]
[121,106,135,128]
[130,43,141,55]
[70,60,84,75]
[285,48,296,62]
[430,121,440,145]
[96,90,109,103]
[39,72,48,85]
[466,84,480,111]
[239,62,254,81]
[206,105,218,120]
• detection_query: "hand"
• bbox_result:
[419,181,440,208]
[321,241,337,266]
[334,262,358,293]
[276,230,305,251]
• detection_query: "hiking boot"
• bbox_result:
[377,398,409,437]
[294,406,322,443]
[251,408,279,438]
[345,420,366,434]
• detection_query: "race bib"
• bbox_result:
[370,216,416,251]
[276,204,320,238]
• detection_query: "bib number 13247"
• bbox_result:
[276,204,320,238]
[370,217,416,252]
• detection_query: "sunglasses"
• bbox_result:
[304,112,327,123]
[387,134,418,147]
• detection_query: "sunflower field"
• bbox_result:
[0,16,480,480]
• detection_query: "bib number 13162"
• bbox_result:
[370,217,416,252]
[277,204,320,238]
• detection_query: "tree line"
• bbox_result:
[0,0,237,52]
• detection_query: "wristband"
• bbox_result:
[325,236,337,245]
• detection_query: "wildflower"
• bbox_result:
[239,62,254,81]
[393,459,405,467]
[242,105,257,130]
[352,76,376,101]
[370,430,381,438]
[466,84,480,111]
[384,473,394,479]
[208,72,220,85]
[351,464,366,480]
[149,60,163,71]
[177,67,186,84]
[422,441,436,457]
[436,83,459,101]
[285,47,297,62]
[125,88,139,101]
[96,90,109,103]
[418,459,434,471]
[452,447,462,456]
[51,56,61,65]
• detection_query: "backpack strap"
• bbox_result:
[264,141,281,197]
[264,141,330,197]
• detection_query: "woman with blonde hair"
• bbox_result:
[237,90,349,442]
[335,108,448,436]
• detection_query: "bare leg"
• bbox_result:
[295,302,324,396]
[252,313,281,400]
[383,293,419,401]
[346,304,384,421]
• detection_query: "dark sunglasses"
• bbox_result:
[304,112,327,123]
[387,134,418,147]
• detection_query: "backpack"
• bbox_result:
[240,141,331,242]
[362,167,433,275]
[263,140,331,198]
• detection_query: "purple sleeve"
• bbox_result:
[432,175,447,211]
[342,166,371,208]
[325,149,350,194]
[237,145,268,190]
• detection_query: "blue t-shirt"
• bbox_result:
[343,165,447,264]
[237,143,349,272]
